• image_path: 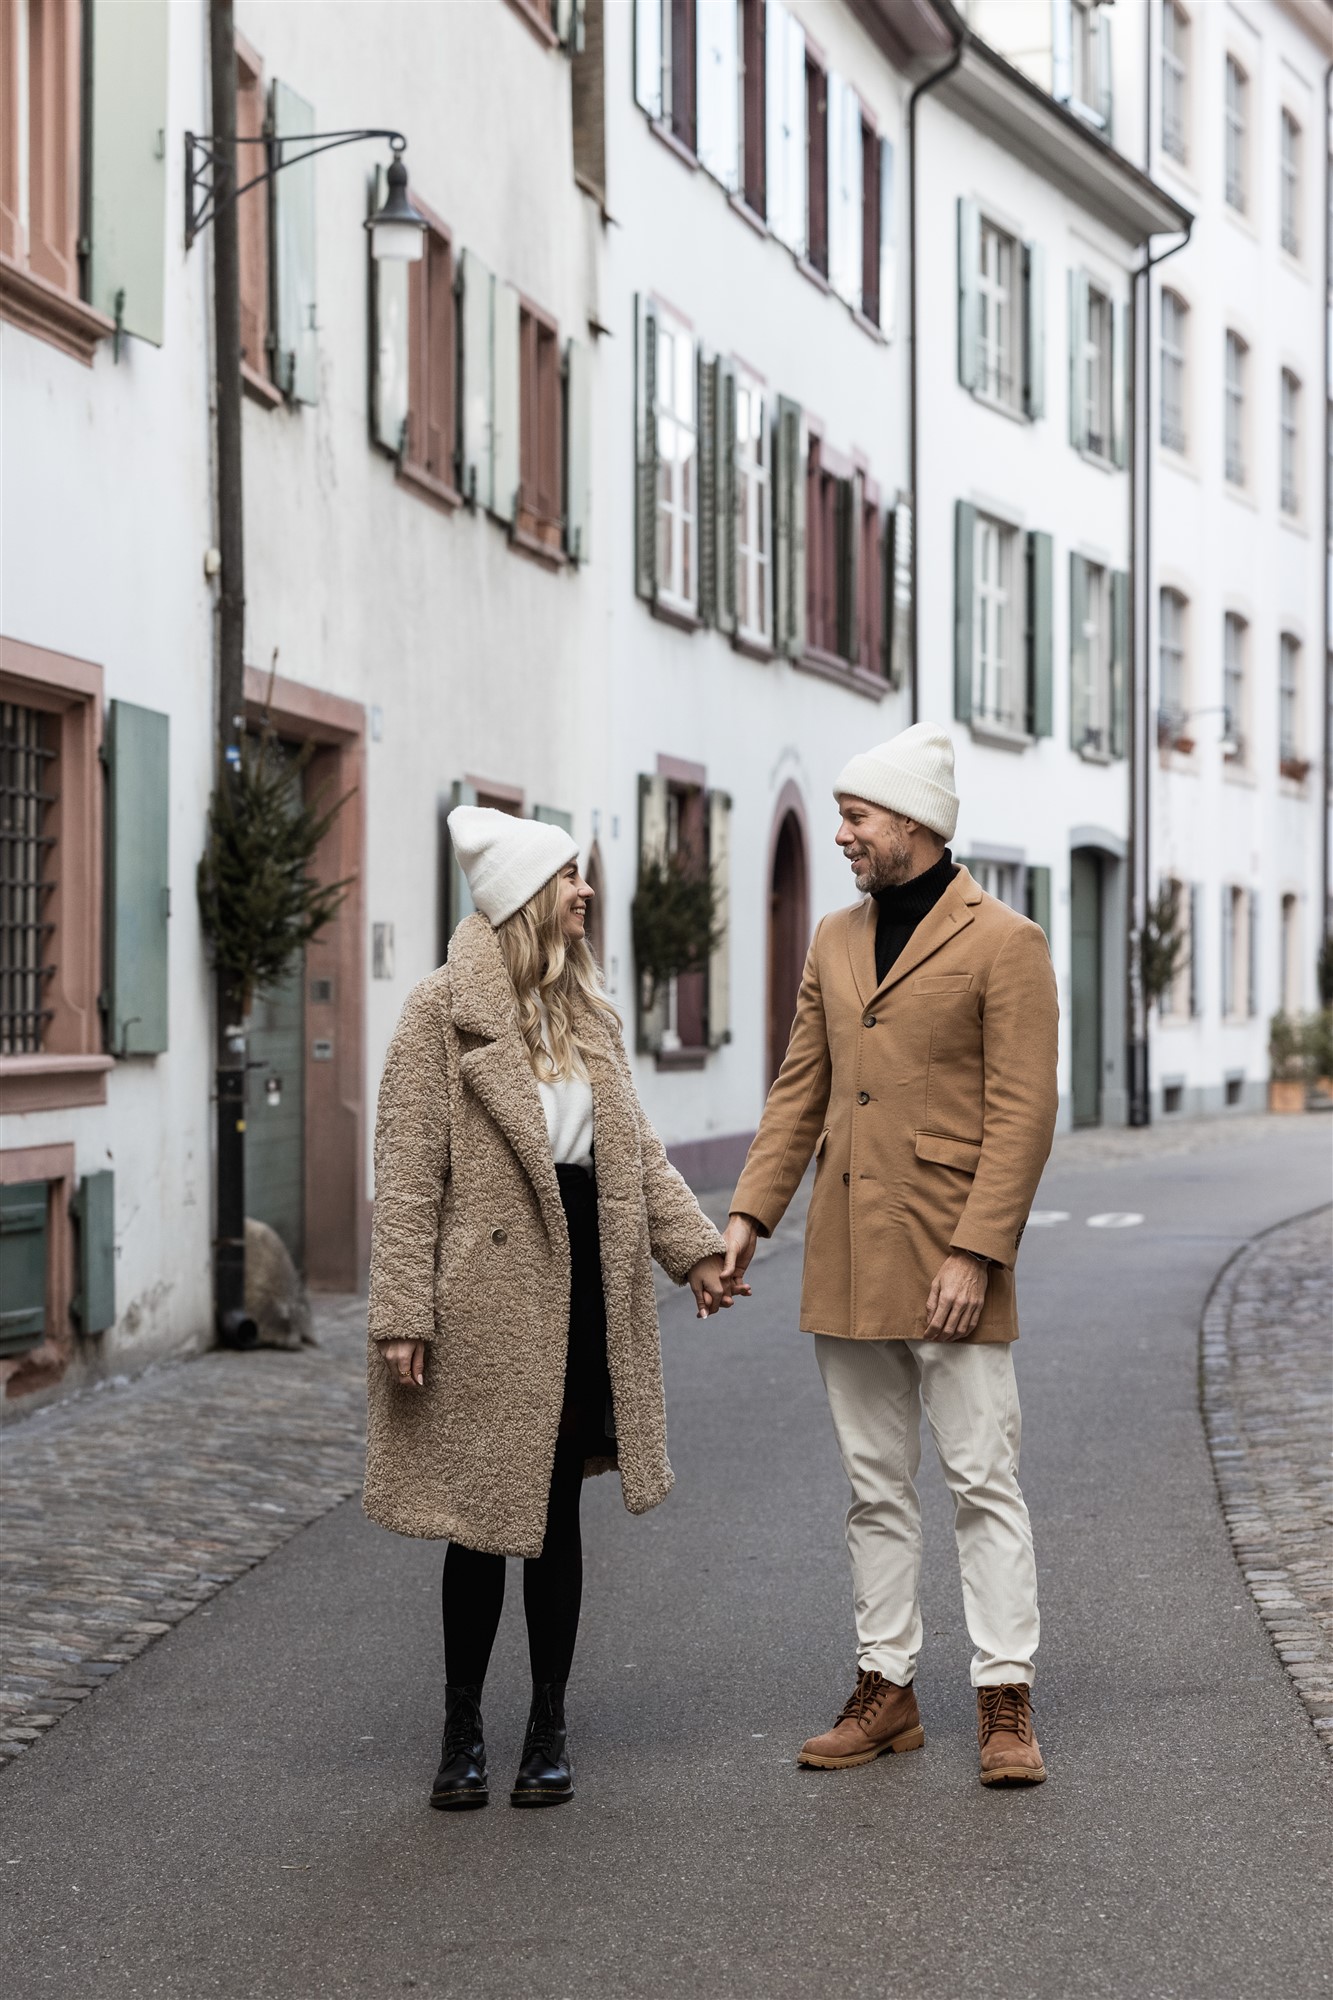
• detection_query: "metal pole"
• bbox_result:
[208,0,255,1346]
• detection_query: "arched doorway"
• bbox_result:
[767,805,809,1086]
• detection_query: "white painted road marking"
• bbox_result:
[1087,1212,1145,1229]
[1027,1211,1071,1227]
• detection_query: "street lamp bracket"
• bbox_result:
[184,126,414,249]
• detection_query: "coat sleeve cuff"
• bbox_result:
[949,1222,1018,1270]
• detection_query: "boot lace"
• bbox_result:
[523,1685,564,1761]
[836,1670,890,1727]
[978,1684,1033,1745]
[443,1689,482,1754]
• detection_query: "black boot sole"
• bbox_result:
[430,1788,489,1811]
[509,1786,574,1808]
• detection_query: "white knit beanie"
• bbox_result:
[832,722,959,842]
[447,806,578,927]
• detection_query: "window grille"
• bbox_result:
[0,702,58,1056]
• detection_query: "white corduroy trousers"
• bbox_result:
[814,1335,1040,1689]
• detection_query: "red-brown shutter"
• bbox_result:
[26,0,81,293]
[0,0,22,261]
[860,122,880,326]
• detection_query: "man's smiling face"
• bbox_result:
[834,797,915,895]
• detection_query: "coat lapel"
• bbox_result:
[865,866,982,1007]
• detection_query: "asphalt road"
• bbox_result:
[3,1119,1331,1999]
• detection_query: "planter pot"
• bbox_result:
[1268,1078,1307,1114]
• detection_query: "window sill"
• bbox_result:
[242,362,282,409]
[654,1046,708,1072]
[1224,481,1258,512]
[732,630,775,663]
[510,520,567,570]
[729,195,768,239]
[649,119,699,173]
[1279,247,1308,283]
[852,308,887,345]
[796,257,831,297]
[795,649,889,702]
[1076,445,1118,475]
[1278,509,1308,538]
[1076,743,1114,766]
[398,459,463,514]
[971,386,1026,426]
[502,0,560,49]
[0,257,114,367]
[1158,443,1198,482]
[969,718,1033,753]
[1222,761,1256,787]
[0,1053,114,1114]
[650,596,703,634]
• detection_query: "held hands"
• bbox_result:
[379,1338,426,1387]
[923,1252,990,1341]
[687,1253,734,1319]
[719,1214,758,1299]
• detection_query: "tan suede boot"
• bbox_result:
[977,1683,1046,1785]
[798,1670,924,1769]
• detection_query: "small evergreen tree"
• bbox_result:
[631,852,723,1010]
[1141,882,1190,1009]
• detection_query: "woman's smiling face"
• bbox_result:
[557,862,594,941]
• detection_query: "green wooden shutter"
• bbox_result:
[71,1170,115,1334]
[1189,883,1202,1017]
[447,779,478,940]
[635,296,659,602]
[1069,554,1090,751]
[954,500,975,722]
[1110,567,1129,758]
[272,81,318,404]
[370,170,409,457]
[1023,240,1045,420]
[957,197,980,392]
[1111,299,1128,469]
[0,1183,48,1357]
[1026,865,1052,948]
[564,338,592,563]
[697,353,718,623]
[1247,890,1260,1018]
[533,805,574,833]
[1028,530,1054,737]
[89,0,168,345]
[458,248,494,509]
[715,358,738,636]
[106,699,169,1056]
[886,491,912,691]
[774,394,805,656]
[637,773,669,1053]
[706,788,731,1048]
[1068,268,1088,449]
[491,279,520,526]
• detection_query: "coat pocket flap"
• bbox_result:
[914,1131,982,1173]
[915,972,975,994]
[813,1129,830,1158]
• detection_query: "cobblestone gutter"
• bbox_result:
[1200,1206,1333,1754]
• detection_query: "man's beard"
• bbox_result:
[853,831,914,895]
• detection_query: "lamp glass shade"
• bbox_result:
[367,159,428,263]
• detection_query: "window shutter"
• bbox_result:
[1110,567,1129,757]
[954,500,976,722]
[458,249,493,509]
[106,699,170,1056]
[637,773,670,1053]
[555,0,586,52]
[564,337,592,564]
[885,491,913,690]
[490,279,520,525]
[774,395,806,656]
[1028,529,1054,736]
[838,470,863,664]
[878,138,896,339]
[1189,883,1202,1017]
[715,357,739,635]
[447,779,479,937]
[706,788,732,1049]
[272,80,319,404]
[71,1170,115,1335]
[0,1183,49,1358]
[766,0,806,257]
[1069,553,1090,751]
[1096,7,1114,136]
[370,170,409,457]
[1023,240,1045,420]
[697,353,719,624]
[1111,299,1128,468]
[635,0,664,118]
[635,296,659,602]
[828,76,862,311]
[1052,0,1072,102]
[1247,891,1259,1018]
[1026,865,1053,947]
[957,197,980,392]
[89,0,168,345]
[696,0,740,191]
[1068,268,1088,449]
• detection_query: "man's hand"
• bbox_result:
[720,1214,759,1298]
[923,1253,989,1341]
[378,1338,426,1386]
[687,1254,732,1318]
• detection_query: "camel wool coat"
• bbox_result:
[364,914,725,1557]
[730,868,1058,1344]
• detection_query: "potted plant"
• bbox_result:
[1306,1006,1333,1105]
[1280,755,1311,783]
[1267,1011,1309,1113]
[631,851,722,1055]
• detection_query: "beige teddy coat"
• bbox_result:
[364,914,726,1557]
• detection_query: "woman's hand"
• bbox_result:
[687,1254,733,1319]
[378,1338,426,1387]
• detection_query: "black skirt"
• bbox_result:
[555,1162,616,1457]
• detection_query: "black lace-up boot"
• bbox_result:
[430,1684,488,1810]
[509,1681,574,1807]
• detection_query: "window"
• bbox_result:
[826,74,865,311]
[1280,369,1300,517]
[1221,886,1249,1019]
[696,0,740,189]
[1056,0,1111,130]
[1158,587,1188,736]
[806,437,839,655]
[1070,0,1101,120]
[858,481,883,681]
[1280,109,1301,255]
[973,515,1020,729]
[636,771,731,1061]
[860,118,882,327]
[1222,611,1247,765]
[654,306,698,612]
[516,302,563,553]
[0,0,99,359]
[1,702,56,1055]
[805,52,828,277]
[1224,56,1247,212]
[1280,893,1300,1013]
[1279,634,1302,771]
[978,220,1019,408]
[1074,559,1111,753]
[1160,290,1187,452]
[804,437,884,676]
[1161,1,1188,162]
[971,860,1023,910]
[403,214,456,498]
[1081,283,1113,459]
[741,0,765,216]
[735,369,771,644]
[1224,331,1247,487]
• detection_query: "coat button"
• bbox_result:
[857,1091,870,1105]
[491,1227,507,1246]
[863,1015,877,1028]
[842,1172,850,1186]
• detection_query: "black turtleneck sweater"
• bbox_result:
[873,850,958,986]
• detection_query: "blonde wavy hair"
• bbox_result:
[495,872,619,1081]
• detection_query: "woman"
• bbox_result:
[365,806,731,1812]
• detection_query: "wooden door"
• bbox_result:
[1070,848,1103,1128]
[767,811,809,1086]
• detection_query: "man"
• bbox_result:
[722,723,1059,1786]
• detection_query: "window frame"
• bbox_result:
[804,49,828,279]
[1224,54,1247,213]
[1279,107,1301,256]
[515,296,564,557]
[397,202,459,507]
[1159,288,1187,454]
[1223,330,1247,488]
[1158,586,1188,739]
[1160,0,1188,164]
[1279,368,1300,518]
[1278,633,1302,771]
[1082,282,1113,461]
[1222,610,1248,767]
[652,302,699,616]
[734,363,771,648]
[1080,559,1111,753]
[972,513,1022,730]
[977,216,1020,412]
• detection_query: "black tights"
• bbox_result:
[442,1439,586,1689]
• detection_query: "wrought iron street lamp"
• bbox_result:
[184,125,428,256]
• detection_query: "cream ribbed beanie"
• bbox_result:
[447,807,578,926]
[832,722,959,841]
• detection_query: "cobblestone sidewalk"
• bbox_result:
[1201,1205,1333,1753]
